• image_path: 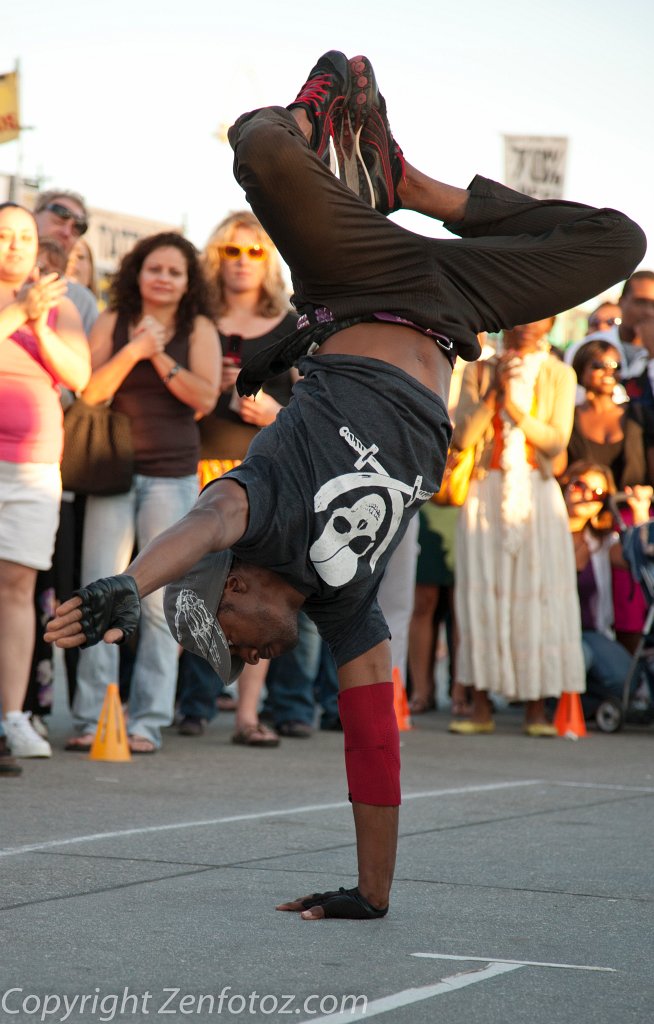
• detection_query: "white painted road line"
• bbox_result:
[551,781,654,794]
[296,951,618,1024]
[412,953,616,972]
[297,962,523,1024]
[2,776,647,861]
[0,780,544,859]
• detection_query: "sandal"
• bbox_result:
[128,734,157,754]
[231,722,280,748]
[64,734,95,752]
[408,695,436,715]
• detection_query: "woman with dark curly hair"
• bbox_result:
[67,233,221,753]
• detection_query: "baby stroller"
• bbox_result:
[590,495,654,733]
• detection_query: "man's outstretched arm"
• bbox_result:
[44,479,249,649]
[276,640,400,921]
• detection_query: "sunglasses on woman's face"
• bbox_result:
[589,359,619,372]
[219,244,266,261]
[43,202,88,236]
[567,479,607,502]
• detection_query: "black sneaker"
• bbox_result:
[342,54,405,214]
[277,721,314,739]
[177,716,206,737]
[288,50,352,160]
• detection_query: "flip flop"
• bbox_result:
[64,734,95,752]
[231,722,280,748]
[128,734,157,754]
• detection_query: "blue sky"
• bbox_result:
[3,0,653,284]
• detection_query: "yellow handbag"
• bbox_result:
[433,444,476,507]
[434,361,486,507]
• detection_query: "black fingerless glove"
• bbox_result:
[74,574,141,648]
[301,887,388,919]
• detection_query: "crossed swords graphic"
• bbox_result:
[313,426,433,513]
[312,427,433,574]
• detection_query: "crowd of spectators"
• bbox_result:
[1,187,653,777]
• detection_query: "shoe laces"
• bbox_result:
[294,74,335,110]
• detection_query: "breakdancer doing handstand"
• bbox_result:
[46,51,645,920]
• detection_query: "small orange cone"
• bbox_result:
[553,692,587,740]
[89,683,132,761]
[392,667,413,731]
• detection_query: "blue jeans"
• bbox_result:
[73,474,198,747]
[582,630,633,702]
[265,613,339,726]
[177,651,224,721]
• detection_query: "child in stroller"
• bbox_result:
[561,461,653,732]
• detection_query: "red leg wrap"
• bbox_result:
[338,681,401,806]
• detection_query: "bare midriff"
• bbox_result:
[317,323,452,407]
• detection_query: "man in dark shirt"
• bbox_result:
[47,51,645,921]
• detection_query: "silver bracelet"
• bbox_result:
[164,363,180,384]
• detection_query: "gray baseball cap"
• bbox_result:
[163,550,244,683]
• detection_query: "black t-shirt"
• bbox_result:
[223,353,451,666]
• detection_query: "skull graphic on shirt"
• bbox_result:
[309,426,433,587]
[309,494,386,586]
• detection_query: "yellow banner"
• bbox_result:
[0,71,19,144]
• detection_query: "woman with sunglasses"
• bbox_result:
[67,233,220,754]
[174,212,298,747]
[0,202,90,762]
[451,317,586,736]
[562,461,652,716]
[570,338,648,655]
[569,339,644,487]
[200,211,297,469]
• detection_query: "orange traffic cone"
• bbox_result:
[553,692,587,740]
[89,683,132,761]
[392,667,413,731]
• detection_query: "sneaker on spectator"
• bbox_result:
[30,714,49,739]
[0,735,22,776]
[277,720,313,739]
[177,715,206,737]
[2,712,52,758]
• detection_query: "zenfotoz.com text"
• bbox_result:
[1,987,368,1021]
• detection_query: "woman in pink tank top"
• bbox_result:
[0,202,90,763]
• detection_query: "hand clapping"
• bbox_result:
[16,271,67,322]
[131,315,167,359]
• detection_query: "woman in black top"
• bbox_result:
[569,338,644,487]
[177,212,297,747]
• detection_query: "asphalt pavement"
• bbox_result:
[1,670,652,1024]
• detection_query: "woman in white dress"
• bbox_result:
[451,318,585,736]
